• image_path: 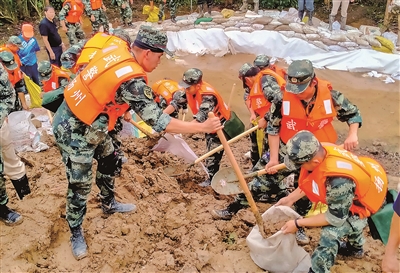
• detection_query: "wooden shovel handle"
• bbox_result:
[227,83,236,109]
[194,125,259,164]
[129,119,154,138]
[243,163,287,180]
[208,112,267,238]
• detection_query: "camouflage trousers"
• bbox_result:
[235,149,311,216]
[66,22,85,46]
[91,8,109,34]
[158,0,178,20]
[204,133,225,179]
[108,117,125,177]
[53,102,117,228]
[249,123,265,168]
[311,215,367,273]
[119,2,133,24]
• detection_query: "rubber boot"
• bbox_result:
[10,174,31,200]
[101,197,137,214]
[171,16,177,23]
[298,10,304,21]
[340,16,347,30]
[197,5,204,18]
[0,204,23,226]
[338,241,364,259]
[211,197,246,220]
[70,225,88,260]
[239,0,247,12]
[328,15,335,31]
[253,0,259,14]
[308,11,314,26]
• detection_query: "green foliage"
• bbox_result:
[260,0,298,10]
[223,232,237,244]
[0,0,44,24]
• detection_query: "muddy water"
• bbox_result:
[33,28,400,151]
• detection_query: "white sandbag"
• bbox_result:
[356,37,370,46]
[311,41,329,51]
[306,33,320,41]
[210,25,225,29]
[269,19,283,26]
[278,17,292,25]
[294,33,307,40]
[200,21,216,25]
[338,41,359,48]
[212,14,224,19]
[253,17,274,25]
[228,16,244,21]
[252,24,264,30]
[328,45,348,52]
[275,25,292,31]
[317,28,331,39]
[180,25,195,31]
[329,33,348,42]
[235,22,251,27]
[8,110,49,153]
[225,27,241,31]
[176,19,195,26]
[303,25,318,34]
[289,22,304,33]
[221,21,237,27]
[364,35,382,47]
[321,38,339,46]
[279,30,295,38]
[240,27,255,32]
[212,18,228,24]
[242,18,255,23]
[163,25,181,31]
[246,206,311,273]
[194,24,206,29]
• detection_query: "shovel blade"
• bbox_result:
[211,167,245,195]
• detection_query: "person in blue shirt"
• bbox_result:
[382,194,400,273]
[18,24,41,85]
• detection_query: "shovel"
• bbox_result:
[163,125,259,176]
[129,119,157,139]
[211,163,287,195]
[209,112,267,238]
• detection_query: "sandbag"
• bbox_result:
[221,8,234,18]
[143,5,164,23]
[24,74,42,108]
[246,206,311,272]
[223,111,244,139]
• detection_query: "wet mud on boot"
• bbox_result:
[338,241,364,259]
[296,227,310,245]
[0,205,23,226]
[211,200,245,220]
[70,226,88,260]
[102,198,137,214]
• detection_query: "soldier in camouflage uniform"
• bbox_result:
[82,0,110,35]
[149,0,178,23]
[114,0,134,26]
[279,130,379,273]
[0,63,31,226]
[38,60,70,91]
[59,0,86,46]
[212,59,361,244]
[52,25,222,260]
[239,0,259,14]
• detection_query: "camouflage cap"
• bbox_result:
[60,45,81,69]
[284,130,321,170]
[133,25,173,56]
[7,36,23,48]
[238,62,253,78]
[179,68,203,88]
[253,54,270,69]
[285,59,315,94]
[38,60,53,81]
[0,51,17,70]
[113,28,132,47]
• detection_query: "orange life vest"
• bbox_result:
[0,46,22,67]
[269,64,287,79]
[248,69,286,117]
[186,81,231,120]
[280,78,337,144]
[75,33,128,71]
[41,65,71,92]
[64,0,84,23]
[299,145,388,218]
[151,79,182,104]
[90,0,102,10]
[64,46,147,131]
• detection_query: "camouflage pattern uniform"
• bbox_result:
[38,60,70,92]
[60,39,87,72]
[59,3,86,45]
[114,0,133,26]
[178,68,228,186]
[285,131,367,273]
[0,63,17,206]
[82,0,109,34]
[52,26,172,229]
[158,89,187,119]
[158,0,178,22]
[213,60,362,219]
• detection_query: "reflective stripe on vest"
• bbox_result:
[187,81,231,120]
[299,144,388,218]
[249,68,285,117]
[280,78,337,144]
[64,0,84,23]
[64,46,147,131]
[42,65,71,92]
